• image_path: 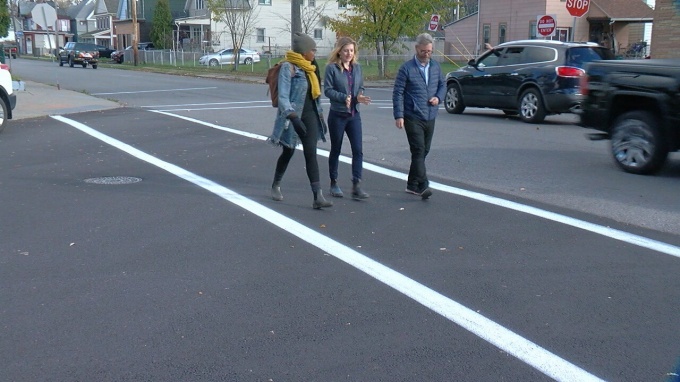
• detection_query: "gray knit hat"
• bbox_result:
[292,32,316,54]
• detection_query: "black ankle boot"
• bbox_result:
[352,179,369,200]
[313,189,333,209]
[330,180,344,197]
[271,181,283,201]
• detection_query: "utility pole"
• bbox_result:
[291,0,301,45]
[131,0,138,65]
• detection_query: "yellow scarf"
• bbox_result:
[284,50,321,100]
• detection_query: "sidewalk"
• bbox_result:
[12,80,121,120]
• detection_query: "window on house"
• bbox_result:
[549,28,570,42]
[98,17,110,29]
[482,24,490,44]
[529,21,537,39]
[195,0,204,9]
[338,0,346,9]
[256,28,265,43]
[314,28,322,39]
[58,19,69,32]
[308,0,315,6]
[258,0,271,5]
[498,23,507,44]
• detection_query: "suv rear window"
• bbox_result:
[566,47,614,68]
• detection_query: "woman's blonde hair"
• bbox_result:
[327,36,358,69]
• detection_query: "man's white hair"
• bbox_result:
[415,33,434,46]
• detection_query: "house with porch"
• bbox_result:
[113,0,187,50]
[16,1,71,56]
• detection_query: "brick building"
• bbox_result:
[650,0,680,58]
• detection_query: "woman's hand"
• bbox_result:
[357,92,372,105]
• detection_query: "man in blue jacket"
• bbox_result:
[392,33,446,199]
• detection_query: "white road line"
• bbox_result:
[141,100,272,108]
[51,114,606,382]
[157,105,274,112]
[151,110,680,260]
[91,87,217,96]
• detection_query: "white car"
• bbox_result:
[0,63,16,133]
[199,48,261,66]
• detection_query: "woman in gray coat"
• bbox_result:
[323,37,372,200]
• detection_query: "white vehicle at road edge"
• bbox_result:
[198,48,261,66]
[0,63,16,133]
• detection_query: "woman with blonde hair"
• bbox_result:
[323,36,372,200]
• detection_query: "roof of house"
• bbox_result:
[66,0,95,19]
[93,0,119,16]
[590,0,654,21]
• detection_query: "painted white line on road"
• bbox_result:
[141,100,272,108]
[51,114,606,382]
[151,110,680,260]
[91,87,217,96]
[157,105,274,112]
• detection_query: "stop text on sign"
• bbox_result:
[566,0,589,9]
[566,0,590,17]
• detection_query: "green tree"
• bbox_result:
[0,0,10,39]
[328,0,453,77]
[150,0,173,49]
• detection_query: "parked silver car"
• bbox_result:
[199,48,261,66]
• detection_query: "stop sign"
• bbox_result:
[537,15,556,37]
[566,0,590,17]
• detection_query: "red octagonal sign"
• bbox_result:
[566,0,590,18]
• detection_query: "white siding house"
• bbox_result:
[178,0,347,55]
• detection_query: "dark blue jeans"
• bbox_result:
[404,117,435,191]
[328,109,364,182]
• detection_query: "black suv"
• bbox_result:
[58,42,99,69]
[444,40,614,123]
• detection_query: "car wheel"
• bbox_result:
[82,63,87,68]
[209,59,219,67]
[610,111,667,175]
[92,64,98,69]
[69,56,74,67]
[0,99,7,134]
[444,83,465,114]
[244,57,253,65]
[59,58,64,67]
[518,88,546,123]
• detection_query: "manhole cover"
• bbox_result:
[83,176,142,185]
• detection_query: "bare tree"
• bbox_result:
[207,0,261,70]
[276,0,329,35]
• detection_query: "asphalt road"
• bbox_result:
[2,59,679,381]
